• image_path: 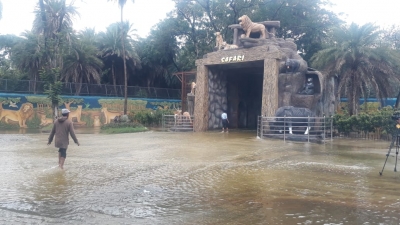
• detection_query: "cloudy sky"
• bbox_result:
[0,0,399,37]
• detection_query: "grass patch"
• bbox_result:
[100,122,148,134]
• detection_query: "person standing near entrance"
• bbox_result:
[221,112,229,133]
[47,108,80,169]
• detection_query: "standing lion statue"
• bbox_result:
[0,102,34,128]
[238,15,266,39]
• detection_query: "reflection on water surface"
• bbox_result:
[0,130,399,224]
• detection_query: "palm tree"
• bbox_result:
[311,23,400,115]
[98,22,140,97]
[108,0,135,115]
[10,31,45,94]
[33,0,78,117]
[62,30,103,95]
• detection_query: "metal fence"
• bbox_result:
[162,114,194,132]
[0,79,181,99]
[257,116,333,142]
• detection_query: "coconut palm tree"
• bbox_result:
[311,23,400,115]
[108,0,135,115]
[62,30,103,95]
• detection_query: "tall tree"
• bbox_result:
[136,18,180,91]
[311,23,400,115]
[171,0,343,70]
[10,32,45,93]
[62,29,103,95]
[382,25,400,108]
[98,22,140,96]
[108,0,135,115]
[33,0,78,117]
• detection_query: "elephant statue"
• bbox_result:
[285,59,301,74]
[271,106,315,135]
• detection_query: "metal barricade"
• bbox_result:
[162,114,194,132]
[257,116,333,143]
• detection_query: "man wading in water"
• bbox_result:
[47,109,80,169]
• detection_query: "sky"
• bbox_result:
[0,0,175,37]
[0,0,399,38]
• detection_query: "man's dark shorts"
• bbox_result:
[58,148,67,158]
[222,119,228,129]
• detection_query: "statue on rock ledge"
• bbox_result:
[298,78,314,95]
[215,32,224,51]
[238,15,266,39]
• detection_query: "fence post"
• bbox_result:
[260,116,263,139]
[283,116,286,142]
[162,114,164,131]
[5,79,7,92]
[323,115,326,142]
[307,116,310,142]
[330,115,333,140]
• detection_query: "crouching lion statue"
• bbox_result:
[238,15,266,39]
[0,102,34,128]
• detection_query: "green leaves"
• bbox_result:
[311,23,400,115]
[40,68,62,106]
[333,106,398,136]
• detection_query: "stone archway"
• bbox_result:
[194,45,281,132]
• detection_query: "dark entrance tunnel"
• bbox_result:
[208,60,264,130]
[227,69,263,129]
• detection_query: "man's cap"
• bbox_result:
[61,108,70,114]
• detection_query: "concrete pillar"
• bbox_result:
[262,58,280,117]
[194,65,209,131]
[233,28,238,45]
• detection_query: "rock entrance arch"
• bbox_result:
[194,45,281,132]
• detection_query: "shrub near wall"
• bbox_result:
[333,106,397,138]
[129,109,174,127]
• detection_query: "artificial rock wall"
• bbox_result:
[207,69,227,129]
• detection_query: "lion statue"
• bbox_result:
[215,32,224,50]
[238,15,266,39]
[0,102,34,128]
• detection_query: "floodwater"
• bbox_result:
[1,130,400,225]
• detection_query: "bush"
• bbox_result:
[100,121,148,134]
[129,109,174,127]
[333,106,397,136]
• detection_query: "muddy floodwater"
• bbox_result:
[1,130,400,225]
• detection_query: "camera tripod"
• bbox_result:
[379,135,400,176]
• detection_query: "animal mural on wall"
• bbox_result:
[101,108,122,124]
[0,94,182,129]
[93,115,101,127]
[0,102,34,128]
[40,114,53,127]
[68,105,83,123]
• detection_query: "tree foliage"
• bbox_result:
[311,23,400,115]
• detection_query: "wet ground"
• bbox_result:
[1,129,400,224]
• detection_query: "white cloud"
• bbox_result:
[0,0,175,37]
